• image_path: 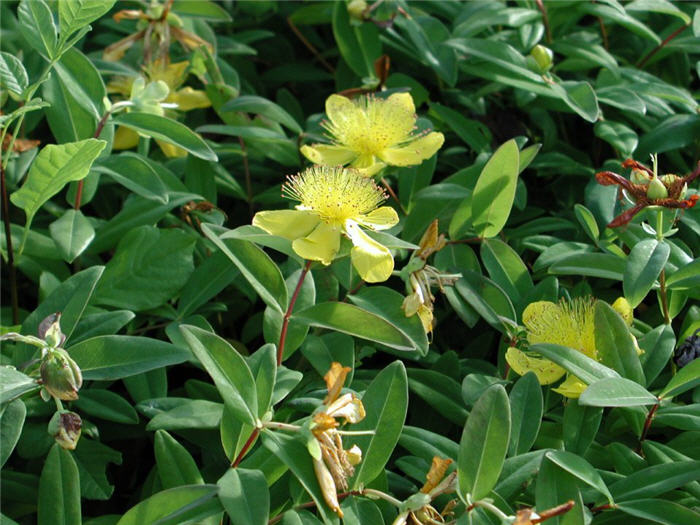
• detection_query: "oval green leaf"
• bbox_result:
[623,239,670,308]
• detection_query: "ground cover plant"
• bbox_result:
[1,0,700,524]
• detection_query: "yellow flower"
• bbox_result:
[506,298,598,398]
[311,363,366,518]
[252,166,399,282]
[301,93,444,176]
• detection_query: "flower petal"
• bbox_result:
[168,87,211,111]
[552,375,588,398]
[357,206,399,231]
[112,126,140,150]
[156,139,187,158]
[505,347,565,385]
[312,457,343,517]
[300,144,357,166]
[378,132,445,166]
[326,393,366,423]
[325,94,358,128]
[386,92,416,114]
[292,222,341,265]
[345,221,394,283]
[253,209,320,240]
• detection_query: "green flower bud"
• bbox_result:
[40,348,83,401]
[131,79,169,116]
[48,410,82,450]
[630,168,651,185]
[38,312,64,348]
[646,176,668,200]
[660,174,679,186]
[530,45,554,73]
[166,12,184,28]
[347,0,367,20]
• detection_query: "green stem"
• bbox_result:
[469,500,509,521]
[54,398,64,411]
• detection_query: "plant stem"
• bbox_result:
[277,260,312,365]
[1,163,19,324]
[263,421,301,432]
[231,428,259,468]
[637,24,688,69]
[532,500,575,523]
[535,0,552,44]
[380,177,407,214]
[468,500,509,521]
[638,402,659,452]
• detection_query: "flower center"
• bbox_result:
[283,166,387,225]
[324,95,416,155]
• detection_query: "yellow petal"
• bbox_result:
[357,206,399,231]
[312,457,343,517]
[355,163,386,177]
[326,393,366,423]
[421,456,452,494]
[252,209,320,240]
[325,94,358,128]
[156,139,187,158]
[612,297,634,326]
[552,375,588,398]
[378,132,445,166]
[505,347,566,385]
[323,362,351,404]
[112,126,139,150]
[292,222,341,265]
[522,301,560,343]
[345,221,394,283]
[168,87,211,111]
[300,144,357,166]
[386,92,416,114]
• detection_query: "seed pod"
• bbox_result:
[40,348,83,401]
[630,168,651,185]
[48,410,82,450]
[646,176,668,200]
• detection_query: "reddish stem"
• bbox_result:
[535,0,552,44]
[532,500,575,523]
[277,260,312,365]
[380,177,407,214]
[637,24,687,69]
[638,402,659,453]
[231,428,260,468]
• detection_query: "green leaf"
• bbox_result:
[623,239,670,308]
[626,0,691,25]
[549,252,626,281]
[616,498,700,524]
[480,238,533,305]
[262,432,339,525]
[608,461,700,501]
[529,343,620,385]
[350,361,408,488]
[93,153,169,204]
[659,358,700,399]
[410,369,468,425]
[147,400,222,431]
[640,324,675,386]
[10,139,106,249]
[58,0,117,43]
[38,445,82,525]
[553,81,600,122]
[0,52,29,96]
[563,400,603,456]
[665,257,700,290]
[221,95,302,134]
[179,325,258,427]
[594,121,638,157]
[429,102,491,153]
[508,372,542,456]
[0,367,39,405]
[248,344,277,418]
[594,301,645,384]
[348,287,428,356]
[49,209,95,263]
[332,1,381,80]
[458,384,510,500]
[0,400,26,467]
[172,0,232,21]
[116,485,221,525]
[579,377,658,407]
[535,458,586,525]
[545,450,613,504]
[471,139,520,238]
[95,226,195,311]
[218,468,269,525]
[52,48,105,120]
[154,430,204,488]
[113,113,217,161]
[294,301,417,352]
[70,335,190,381]
[18,0,57,59]
[73,438,122,501]
[455,271,517,332]
[202,224,288,313]
[73,389,139,424]
[573,204,600,243]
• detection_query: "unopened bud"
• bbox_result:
[48,410,82,450]
[38,313,65,348]
[646,177,668,200]
[347,0,367,20]
[40,348,83,401]
[612,297,633,326]
[630,168,651,185]
[530,45,553,73]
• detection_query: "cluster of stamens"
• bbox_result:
[282,166,387,224]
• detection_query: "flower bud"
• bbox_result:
[646,176,668,200]
[313,457,343,517]
[48,410,82,450]
[630,168,651,185]
[38,312,65,348]
[347,0,367,20]
[40,348,83,401]
[530,45,554,73]
[612,297,633,326]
